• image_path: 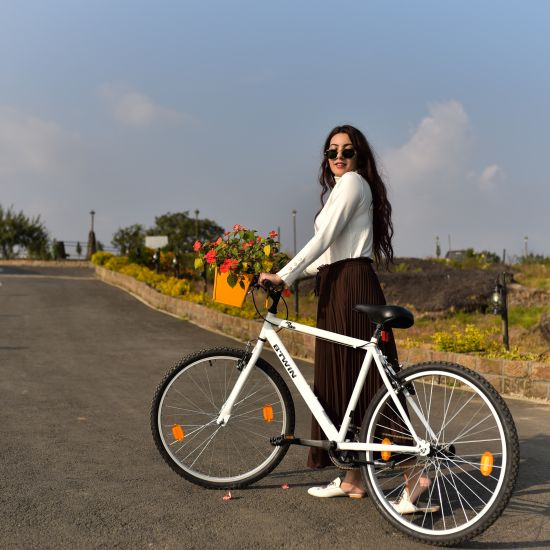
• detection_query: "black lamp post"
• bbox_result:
[153,248,161,274]
[491,272,510,350]
[292,209,299,319]
[194,209,199,241]
[195,209,207,293]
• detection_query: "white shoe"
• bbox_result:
[307,477,365,499]
[391,487,440,514]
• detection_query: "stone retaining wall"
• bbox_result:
[0,259,92,268]
[95,266,550,402]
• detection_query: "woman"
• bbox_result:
[260,125,429,508]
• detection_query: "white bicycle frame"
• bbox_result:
[217,312,433,457]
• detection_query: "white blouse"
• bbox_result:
[276,171,373,286]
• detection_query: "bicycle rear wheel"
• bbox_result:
[151,347,295,489]
[360,362,519,546]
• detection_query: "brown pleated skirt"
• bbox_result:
[308,257,398,469]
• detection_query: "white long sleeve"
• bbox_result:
[277,171,373,286]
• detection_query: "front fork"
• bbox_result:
[216,339,265,425]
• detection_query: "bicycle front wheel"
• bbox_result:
[151,347,295,489]
[360,362,519,546]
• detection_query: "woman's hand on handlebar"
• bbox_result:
[258,273,283,289]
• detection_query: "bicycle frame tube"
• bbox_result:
[217,313,425,455]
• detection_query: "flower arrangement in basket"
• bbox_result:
[193,224,289,307]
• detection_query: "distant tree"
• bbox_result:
[463,248,500,264]
[76,241,82,258]
[111,224,146,255]
[521,253,550,266]
[149,212,224,254]
[0,205,49,259]
[435,236,441,259]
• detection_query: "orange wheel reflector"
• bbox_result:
[262,404,274,423]
[480,451,494,476]
[381,437,392,461]
[171,424,185,441]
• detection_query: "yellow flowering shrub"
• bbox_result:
[433,324,493,353]
[104,256,130,271]
[91,251,114,266]
[97,254,190,297]
[156,277,191,297]
[95,254,315,324]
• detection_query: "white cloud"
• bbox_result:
[99,83,185,128]
[478,163,502,188]
[0,107,79,176]
[383,100,471,191]
[380,101,508,256]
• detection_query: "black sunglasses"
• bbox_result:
[324,148,356,160]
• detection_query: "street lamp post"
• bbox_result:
[172,256,180,279]
[195,209,207,293]
[195,209,199,241]
[292,210,297,257]
[491,272,510,351]
[292,210,299,318]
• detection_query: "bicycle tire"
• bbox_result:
[151,347,295,489]
[359,361,519,546]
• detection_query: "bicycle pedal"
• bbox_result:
[270,434,295,446]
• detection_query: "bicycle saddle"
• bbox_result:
[353,304,414,329]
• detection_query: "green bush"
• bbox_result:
[508,306,549,330]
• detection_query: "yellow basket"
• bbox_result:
[212,270,253,308]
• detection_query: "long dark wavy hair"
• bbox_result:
[318,124,394,266]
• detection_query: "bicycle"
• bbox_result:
[151,282,519,546]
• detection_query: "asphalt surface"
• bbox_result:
[1,265,549,549]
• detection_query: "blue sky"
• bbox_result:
[1,0,548,259]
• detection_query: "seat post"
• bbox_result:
[372,323,383,342]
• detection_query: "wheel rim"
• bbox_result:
[365,369,508,537]
[157,355,287,484]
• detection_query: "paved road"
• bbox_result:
[1,265,549,549]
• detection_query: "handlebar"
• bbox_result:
[252,278,284,314]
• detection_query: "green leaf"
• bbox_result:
[227,271,238,287]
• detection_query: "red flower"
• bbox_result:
[219,258,238,273]
[204,250,217,264]
[215,237,222,245]
[242,242,252,249]
[193,240,201,252]
[233,224,244,231]
[269,230,278,239]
